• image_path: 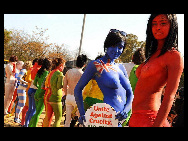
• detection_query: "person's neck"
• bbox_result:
[157,39,165,50]
[102,54,115,64]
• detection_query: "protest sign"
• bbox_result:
[85,103,118,127]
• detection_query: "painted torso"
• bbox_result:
[49,70,64,102]
[133,49,182,112]
[93,58,129,113]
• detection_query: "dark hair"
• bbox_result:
[104,31,127,52]
[76,54,87,68]
[52,58,65,70]
[9,55,18,62]
[37,58,51,77]
[132,48,146,65]
[145,14,178,59]
[32,58,38,65]
[37,58,44,66]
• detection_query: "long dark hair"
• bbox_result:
[145,14,178,60]
[37,58,51,78]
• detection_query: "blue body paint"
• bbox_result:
[74,41,134,126]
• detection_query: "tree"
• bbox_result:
[45,43,76,61]
[4,27,51,61]
[4,29,12,59]
[4,26,80,62]
[118,34,146,63]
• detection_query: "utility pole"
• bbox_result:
[78,14,86,55]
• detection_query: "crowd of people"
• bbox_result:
[4,14,184,127]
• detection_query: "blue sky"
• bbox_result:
[4,14,184,60]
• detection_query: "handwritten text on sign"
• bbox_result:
[85,103,118,127]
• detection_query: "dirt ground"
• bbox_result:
[4,109,66,127]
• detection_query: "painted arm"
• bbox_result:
[153,51,183,127]
[33,74,39,88]
[74,61,97,121]
[122,77,134,113]
[116,64,134,121]
[119,64,128,78]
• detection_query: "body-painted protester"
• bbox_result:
[42,68,58,127]
[74,29,134,127]
[8,61,24,114]
[14,61,32,123]
[24,58,42,127]
[29,58,51,127]
[129,14,184,127]
[48,58,65,127]
[43,58,65,127]
[4,55,18,115]
[21,61,33,126]
[63,54,87,127]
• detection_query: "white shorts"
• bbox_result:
[65,94,77,107]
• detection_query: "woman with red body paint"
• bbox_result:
[129,14,184,127]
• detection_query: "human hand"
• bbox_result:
[115,111,127,121]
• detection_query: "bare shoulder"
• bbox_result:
[165,49,182,57]
[164,49,184,68]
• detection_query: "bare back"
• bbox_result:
[64,68,83,95]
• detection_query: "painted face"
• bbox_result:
[152,14,170,40]
[106,41,124,60]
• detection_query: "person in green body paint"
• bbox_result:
[122,48,146,126]
[129,48,146,93]
[29,58,51,127]
[49,58,65,127]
